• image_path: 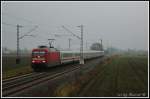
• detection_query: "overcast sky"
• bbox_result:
[1,1,149,51]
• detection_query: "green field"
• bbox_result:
[78,55,148,97]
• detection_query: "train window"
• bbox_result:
[32,51,46,56]
[39,51,46,54]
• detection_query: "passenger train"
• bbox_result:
[31,45,104,71]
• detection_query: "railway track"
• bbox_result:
[2,64,82,97]
[2,72,47,91]
[2,73,34,83]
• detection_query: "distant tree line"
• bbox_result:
[2,47,31,54]
[90,43,103,51]
[90,43,148,56]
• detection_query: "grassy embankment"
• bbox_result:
[2,56,33,79]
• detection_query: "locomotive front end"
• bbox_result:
[31,49,48,71]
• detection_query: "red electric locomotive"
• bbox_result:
[31,46,60,71]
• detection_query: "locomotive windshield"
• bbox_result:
[32,51,46,56]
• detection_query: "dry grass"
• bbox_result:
[2,66,33,79]
[2,55,33,79]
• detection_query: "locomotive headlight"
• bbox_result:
[32,60,35,63]
[42,60,46,63]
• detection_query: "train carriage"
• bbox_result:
[31,45,104,71]
[60,51,80,64]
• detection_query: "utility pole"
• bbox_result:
[62,26,80,39]
[16,25,37,64]
[68,38,71,50]
[100,39,103,51]
[54,34,72,50]
[16,24,23,64]
[62,25,84,64]
[77,25,84,64]
[3,23,37,64]
[86,42,88,50]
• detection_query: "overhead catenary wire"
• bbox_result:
[2,12,85,51]
[19,25,38,39]
[2,22,38,28]
[2,13,65,37]
[2,12,59,29]
[62,25,81,39]
[2,22,91,49]
[2,22,38,39]
[2,22,60,42]
[2,22,17,27]
[2,12,36,25]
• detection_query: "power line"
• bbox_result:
[2,22,17,27]
[2,12,58,29]
[2,22,38,28]
[20,25,38,39]
[2,13,62,35]
[62,25,80,39]
[2,12,36,25]
[2,22,60,42]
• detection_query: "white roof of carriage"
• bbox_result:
[60,50,104,53]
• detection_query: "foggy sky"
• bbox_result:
[1,1,149,51]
